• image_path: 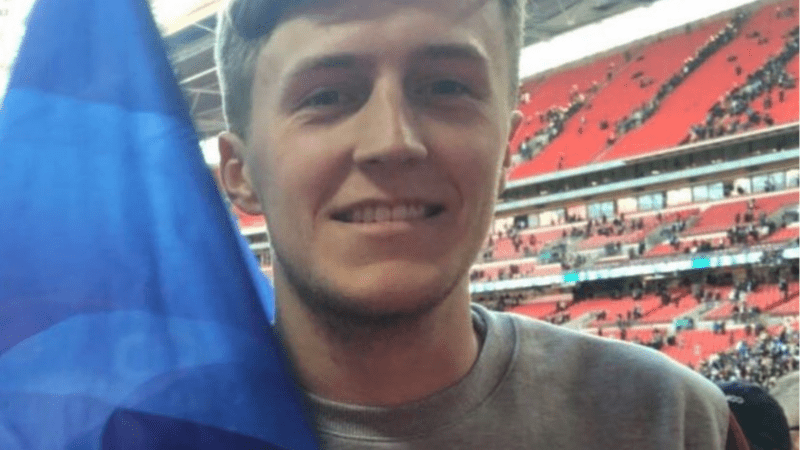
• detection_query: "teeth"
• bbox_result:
[363,207,375,223]
[336,203,442,223]
[391,204,407,221]
[409,204,424,218]
[375,205,391,222]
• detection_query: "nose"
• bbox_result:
[353,75,428,167]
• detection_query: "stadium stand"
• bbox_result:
[696,323,798,389]
[761,223,800,243]
[769,296,800,315]
[599,0,798,161]
[508,300,560,320]
[661,328,752,366]
[639,291,700,324]
[510,19,731,178]
[685,190,798,236]
[508,0,798,184]
[235,209,266,229]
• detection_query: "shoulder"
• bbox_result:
[483,307,731,447]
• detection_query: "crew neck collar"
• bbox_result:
[305,304,516,441]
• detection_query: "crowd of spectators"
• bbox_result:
[564,213,646,241]
[697,323,799,391]
[479,224,541,263]
[614,12,748,141]
[686,27,799,144]
[660,197,797,254]
[727,198,783,245]
[518,89,587,162]
[475,292,525,311]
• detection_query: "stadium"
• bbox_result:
[0,0,796,446]
[145,0,800,392]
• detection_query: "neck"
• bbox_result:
[275,275,479,407]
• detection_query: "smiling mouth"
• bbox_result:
[331,202,446,224]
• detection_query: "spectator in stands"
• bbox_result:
[216,0,750,447]
[618,13,747,140]
[779,277,789,302]
[719,381,793,450]
[687,30,799,144]
[699,328,799,390]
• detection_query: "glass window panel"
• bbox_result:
[708,182,724,201]
[693,185,709,203]
[768,171,786,191]
[787,169,799,187]
[752,175,768,193]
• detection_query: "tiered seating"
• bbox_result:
[487,227,566,260]
[661,328,752,365]
[701,284,797,319]
[761,224,799,244]
[489,236,519,260]
[765,53,800,124]
[598,0,799,162]
[592,295,664,327]
[744,50,800,126]
[472,261,528,281]
[563,296,633,322]
[234,208,266,229]
[510,19,728,179]
[508,301,560,320]
[585,207,698,256]
[703,302,740,321]
[546,294,662,326]
[508,54,624,178]
[595,326,669,343]
[639,291,699,324]
[769,296,800,315]
[512,53,624,145]
[686,191,798,236]
[576,215,661,250]
[748,283,796,311]
[470,260,560,282]
[644,243,679,257]
[532,264,564,277]
[697,289,742,321]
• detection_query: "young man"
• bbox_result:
[215,0,748,447]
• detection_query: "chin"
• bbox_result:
[299,260,470,326]
[333,261,457,313]
[275,247,469,326]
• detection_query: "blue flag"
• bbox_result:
[0,0,319,448]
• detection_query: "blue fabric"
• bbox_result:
[0,0,319,448]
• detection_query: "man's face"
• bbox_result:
[225,0,518,318]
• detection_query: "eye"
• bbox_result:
[412,78,473,103]
[428,79,470,96]
[301,89,343,108]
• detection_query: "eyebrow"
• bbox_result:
[285,43,489,80]
[412,44,488,64]
[288,54,362,80]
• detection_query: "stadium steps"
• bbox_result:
[509,18,729,179]
[597,0,798,162]
[528,19,731,176]
[685,190,798,236]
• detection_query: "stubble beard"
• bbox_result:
[271,241,465,346]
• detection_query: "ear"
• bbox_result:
[218,131,263,215]
[498,110,524,195]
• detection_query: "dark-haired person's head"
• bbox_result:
[720,381,793,450]
[215,0,523,330]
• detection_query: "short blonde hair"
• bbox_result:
[215,0,525,138]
